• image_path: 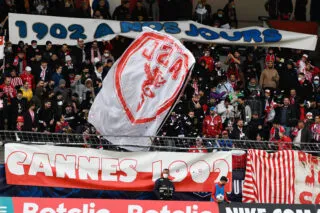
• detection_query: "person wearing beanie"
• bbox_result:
[188,136,208,153]
[16,116,24,131]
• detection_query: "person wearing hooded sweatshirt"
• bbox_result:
[279,60,299,94]
[260,60,279,91]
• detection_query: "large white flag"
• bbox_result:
[0,36,4,60]
[89,28,195,150]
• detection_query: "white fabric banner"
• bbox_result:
[88,28,195,150]
[9,13,318,50]
[0,36,4,60]
[5,143,232,192]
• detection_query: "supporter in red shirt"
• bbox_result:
[189,136,208,153]
[270,122,292,150]
[0,77,16,103]
[12,50,27,75]
[199,49,214,72]
[20,66,35,89]
[202,106,223,138]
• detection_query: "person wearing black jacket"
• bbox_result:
[154,169,175,200]
[37,100,55,132]
[112,0,130,21]
[278,0,293,20]
[224,0,238,28]
[11,90,28,130]
[274,97,299,135]
[293,120,312,150]
[297,72,313,101]
[131,0,148,21]
[23,101,38,132]
[94,0,111,19]
[279,60,299,94]
[32,60,52,83]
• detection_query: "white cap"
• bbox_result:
[25,66,32,72]
[302,54,308,58]
[65,55,72,61]
[94,57,100,63]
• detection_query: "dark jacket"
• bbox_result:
[279,68,299,93]
[274,105,299,127]
[297,80,313,101]
[112,5,130,20]
[23,110,38,131]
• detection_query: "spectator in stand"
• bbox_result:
[175,0,193,21]
[270,127,292,150]
[297,72,313,101]
[292,120,312,149]
[159,0,178,21]
[230,119,248,141]
[0,77,16,102]
[242,53,261,84]
[294,0,308,21]
[12,50,27,75]
[234,96,252,126]
[78,1,92,18]
[278,0,293,20]
[224,0,238,28]
[112,0,131,20]
[55,115,72,133]
[9,69,23,90]
[143,0,159,21]
[297,54,308,73]
[33,60,52,83]
[131,0,148,21]
[199,49,215,72]
[89,41,102,64]
[259,60,279,92]
[265,0,280,20]
[71,75,86,102]
[279,60,299,94]
[216,130,233,150]
[29,0,49,15]
[212,9,229,28]
[20,82,33,102]
[274,97,299,135]
[194,0,211,25]
[189,136,208,153]
[37,100,55,132]
[72,39,87,69]
[217,98,234,126]
[202,106,223,138]
[11,90,27,130]
[94,0,111,19]
[52,65,64,88]
[42,41,54,62]
[311,115,320,142]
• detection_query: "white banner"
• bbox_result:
[88,28,195,150]
[9,13,318,50]
[294,152,320,204]
[5,143,232,192]
[0,36,4,60]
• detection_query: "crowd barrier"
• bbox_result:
[0,197,318,213]
[0,131,319,153]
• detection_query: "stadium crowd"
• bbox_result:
[0,0,319,152]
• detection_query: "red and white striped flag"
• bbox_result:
[242,149,296,204]
[0,36,4,60]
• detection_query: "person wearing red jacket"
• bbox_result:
[20,66,35,89]
[0,77,16,104]
[189,136,208,153]
[270,124,292,150]
[202,106,223,138]
[199,49,215,72]
[12,50,27,75]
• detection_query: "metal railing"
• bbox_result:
[0,131,319,153]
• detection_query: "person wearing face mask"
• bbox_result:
[212,9,228,28]
[211,176,231,203]
[154,169,175,200]
[101,50,114,64]
[312,76,320,101]
[297,72,313,102]
[224,0,237,28]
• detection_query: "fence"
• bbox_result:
[0,130,319,153]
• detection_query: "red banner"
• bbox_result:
[1,197,218,213]
[5,143,232,192]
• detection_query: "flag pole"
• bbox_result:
[1,29,7,74]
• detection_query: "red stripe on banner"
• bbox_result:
[11,197,218,213]
[242,150,296,204]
